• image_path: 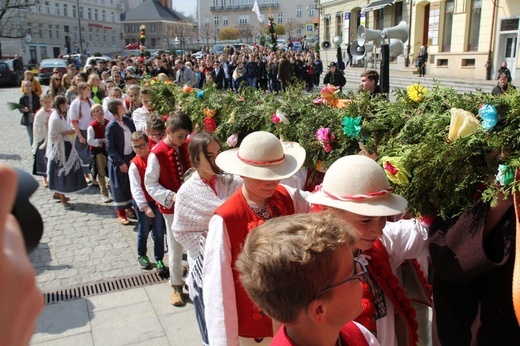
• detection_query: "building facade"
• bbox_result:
[318,0,520,82]
[197,0,320,43]
[1,0,125,64]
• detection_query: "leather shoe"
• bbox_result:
[118,216,130,225]
[170,285,184,306]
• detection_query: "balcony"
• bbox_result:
[210,3,279,12]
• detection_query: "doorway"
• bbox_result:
[497,33,518,80]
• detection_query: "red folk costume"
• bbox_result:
[150,139,190,214]
[89,118,108,154]
[130,155,153,203]
[271,322,370,346]
[214,185,295,339]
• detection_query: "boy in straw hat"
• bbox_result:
[307,155,430,346]
[203,131,310,346]
[236,212,380,345]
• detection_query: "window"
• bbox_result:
[111,12,115,22]
[214,16,219,26]
[88,8,92,20]
[375,9,384,30]
[56,29,59,39]
[151,38,156,47]
[72,5,76,18]
[103,34,106,43]
[220,0,225,6]
[102,10,105,21]
[45,1,50,14]
[39,24,43,38]
[63,4,67,16]
[394,1,403,25]
[212,0,217,6]
[324,16,330,41]
[64,25,69,33]
[55,3,59,16]
[296,5,302,17]
[95,33,99,42]
[277,13,283,23]
[239,15,249,24]
[223,16,229,26]
[467,0,481,51]
[151,24,155,32]
[309,5,315,17]
[443,0,454,52]
[204,16,210,25]
[336,13,342,36]
[95,9,98,20]
[79,7,83,19]
[229,0,234,4]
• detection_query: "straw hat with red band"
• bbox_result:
[307,155,408,216]
[215,131,306,181]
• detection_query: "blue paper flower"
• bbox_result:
[196,90,205,99]
[341,116,362,138]
[478,104,498,131]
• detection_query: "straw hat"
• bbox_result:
[306,155,408,216]
[216,131,306,181]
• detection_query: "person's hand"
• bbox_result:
[144,206,155,218]
[78,136,86,144]
[0,165,44,346]
[120,163,128,173]
[23,107,29,112]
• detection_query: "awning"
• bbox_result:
[361,0,396,13]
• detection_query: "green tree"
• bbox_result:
[265,23,286,36]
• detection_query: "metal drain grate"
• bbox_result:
[44,271,168,305]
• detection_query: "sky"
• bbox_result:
[172,2,197,18]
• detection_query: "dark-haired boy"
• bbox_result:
[145,111,192,306]
[129,131,166,273]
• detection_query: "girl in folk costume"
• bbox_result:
[69,82,94,180]
[46,96,88,210]
[172,132,243,345]
[86,104,111,203]
[144,112,192,307]
[105,99,136,225]
[124,85,141,118]
[203,131,310,346]
[32,94,52,187]
[65,75,85,105]
[102,87,125,122]
[306,155,430,346]
[132,87,153,132]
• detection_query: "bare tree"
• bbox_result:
[166,22,195,52]
[238,24,253,43]
[286,19,297,39]
[0,0,36,57]
[199,23,214,48]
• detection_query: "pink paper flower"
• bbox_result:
[227,133,238,147]
[271,113,281,123]
[315,127,335,153]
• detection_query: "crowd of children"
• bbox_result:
[15,60,520,346]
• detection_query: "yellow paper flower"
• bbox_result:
[407,84,428,102]
[448,108,481,142]
[315,161,327,173]
[380,156,411,185]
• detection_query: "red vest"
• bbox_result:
[271,322,369,346]
[151,139,190,214]
[130,155,153,202]
[89,119,108,153]
[215,185,295,339]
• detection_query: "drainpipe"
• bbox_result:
[486,0,498,80]
[405,0,413,67]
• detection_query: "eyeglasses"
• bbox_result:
[149,132,165,139]
[132,143,147,150]
[309,258,367,303]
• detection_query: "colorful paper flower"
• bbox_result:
[165,80,173,85]
[227,133,238,148]
[478,104,498,131]
[496,164,514,186]
[203,108,216,118]
[342,116,362,138]
[196,90,205,99]
[272,110,290,125]
[182,85,193,93]
[315,161,327,173]
[380,156,411,185]
[448,108,480,142]
[407,84,428,102]
[317,84,349,108]
[203,117,217,132]
[316,127,335,153]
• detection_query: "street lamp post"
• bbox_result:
[77,0,83,55]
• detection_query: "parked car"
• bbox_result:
[193,51,205,59]
[62,54,87,69]
[125,42,140,50]
[232,43,254,52]
[0,60,18,87]
[38,58,67,85]
[83,56,111,72]
[212,45,226,54]
[291,41,303,52]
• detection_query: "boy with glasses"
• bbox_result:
[237,212,379,345]
[129,131,166,273]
